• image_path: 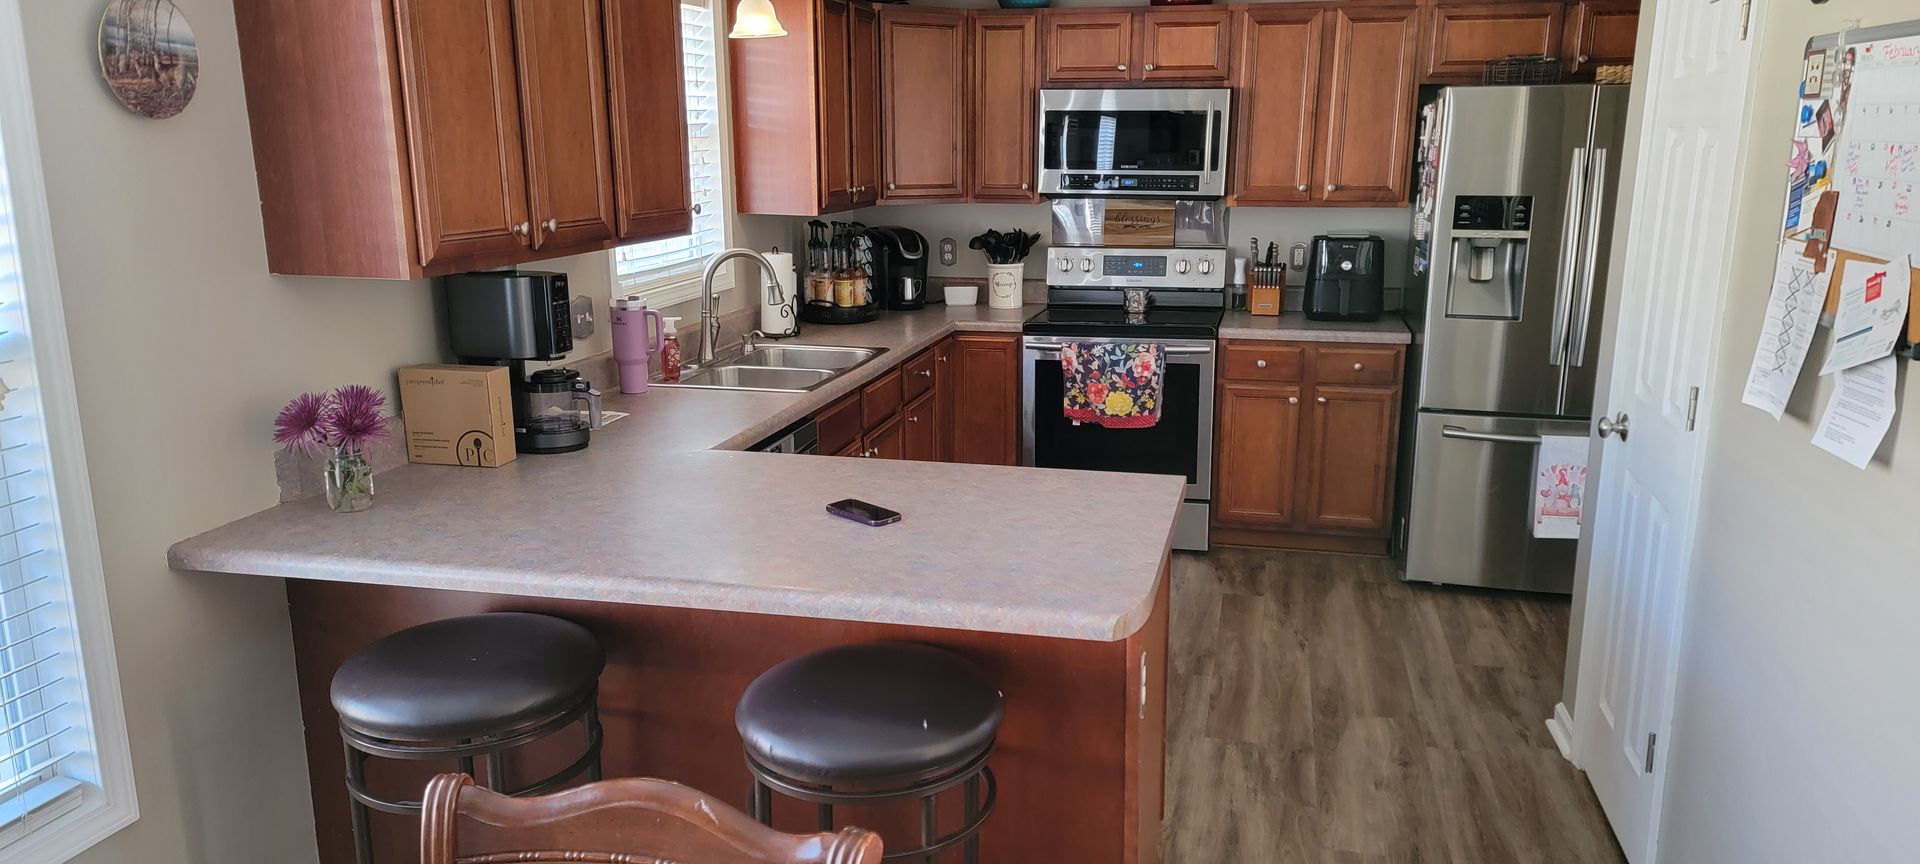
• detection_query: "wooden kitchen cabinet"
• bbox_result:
[902,390,940,461]
[1316,5,1420,205]
[233,0,690,278]
[1230,6,1324,206]
[868,415,907,460]
[730,0,883,214]
[1212,341,1405,554]
[1042,10,1135,83]
[1421,2,1565,84]
[1138,8,1235,82]
[950,333,1021,467]
[879,8,969,202]
[934,338,956,461]
[1042,8,1231,85]
[1564,0,1639,77]
[970,12,1040,203]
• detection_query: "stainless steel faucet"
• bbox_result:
[695,248,785,367]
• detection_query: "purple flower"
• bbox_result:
[273,392,329,457]
[322,384,390,451]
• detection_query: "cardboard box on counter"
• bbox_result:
[397,364,516,467]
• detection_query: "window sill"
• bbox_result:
[617,272,734,311]
[0,778,137,864]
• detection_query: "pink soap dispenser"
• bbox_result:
[610,297,665,394]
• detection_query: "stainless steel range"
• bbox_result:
[1022,201,1228,552]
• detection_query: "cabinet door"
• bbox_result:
[868,415,906,460]
[902,390,940,461]
[1316,5,1419,204]
[1422,3,1565,84]
[817,0,855,209]
[394,0,531,268]
[1214,381,1303,528]
[1303,384,1399,532]
[880,9,967,201]
[1042,11,1134,83]
[513,0,617,250]
[606,0,692,241]
[849,3,883,204]
[950,333,1020,466]
[1139,8,1233,82]
[1565,0,1638,77]
[970,12,1039,202]
[934,337,955,461]
[833,437,866,458]
[1231,7,1323,206]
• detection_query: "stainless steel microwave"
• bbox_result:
[1036,88,1231,199]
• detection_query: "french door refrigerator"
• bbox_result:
[1397,84,1628,593]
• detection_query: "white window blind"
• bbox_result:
[614,1,729,302]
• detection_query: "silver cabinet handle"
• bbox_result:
[937,354,948,362]
[1255,359,1268,368]
[1297,184,1309,192]
[1441,425,1542,446]
[691,202,703,215]
[908,414,919,423]
[512,222,530,237]
[1325,184,1338,193]
[1578,53,1590,63]
[543,218,558,233]
[1598,413,1630,441]
[1117,63,1127,71]
[917,369,932,378]
[1353,362,1364,371]
[1145,63,1155,71]
[1288,396,1299,405]
[1020,182,1030,191]
[887,182,896,191]
[1316,396,1327,404]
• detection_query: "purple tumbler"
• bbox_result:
[610,297,665,394]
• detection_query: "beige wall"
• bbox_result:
[1657,0,1920,859]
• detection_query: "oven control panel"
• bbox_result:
[1048,247,1228,290]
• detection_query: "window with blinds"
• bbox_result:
[0,41,130,854]
[614,0,730,301]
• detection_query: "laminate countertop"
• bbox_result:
[169,304,1186,643]
[1219,311,1413,344]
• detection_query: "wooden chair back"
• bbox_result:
[420,773,883,864]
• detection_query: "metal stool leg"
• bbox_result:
[817,803,834,831]
[584,699,604,782]
[920,795,938,864]
[481,752,506,792]
[963,775,981,864]
[343,743,374,864]
[749,781,773,826]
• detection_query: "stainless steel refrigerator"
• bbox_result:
[1397,84,1628,593]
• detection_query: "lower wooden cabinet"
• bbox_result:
[902,390,940,461]
[949,333,1021,466]
[814,335,1000,464]
[868,415,906,460]
[1212,340,1405,554]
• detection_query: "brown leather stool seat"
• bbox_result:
[330,613,606,864]
[736,641,1002,862]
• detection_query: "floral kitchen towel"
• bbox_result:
[1062,342,1164,429]
[1532,435,1588,539]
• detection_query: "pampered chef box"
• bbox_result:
[396,364,517,467]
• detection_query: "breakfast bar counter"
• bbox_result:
[169,304,1182,864]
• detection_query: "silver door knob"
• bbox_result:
[1145,63,1156,72]
[1020,182,1030,191]
[1579,54,1590,63]
[543,218,558,233]
[1353,362,1364,371]
[1326,184,1338,193]
[1297,184,1309,192]
[1255,359,1268,368]
[887,183,896,191]
[1598,413,1630,441]
[1316,396,1327,404]
[1117,64,1127,71]
[1288,396,1299,404]
[512,222,530,237]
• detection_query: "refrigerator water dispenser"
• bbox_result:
[1445,195,1534,320]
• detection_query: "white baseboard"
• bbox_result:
[1546,702,1576,762]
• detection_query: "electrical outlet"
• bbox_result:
[1290,243,1309,271]
[571,296,596,339]
[939,237,957,267]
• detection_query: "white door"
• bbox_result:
[1575,0,1758,861]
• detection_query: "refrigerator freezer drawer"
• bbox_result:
[1403,411,1587,593]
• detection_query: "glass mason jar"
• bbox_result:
[324,444,375,513]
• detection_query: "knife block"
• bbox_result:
[1249,263,1285,316]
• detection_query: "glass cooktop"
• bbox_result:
[1023,306,1223,339]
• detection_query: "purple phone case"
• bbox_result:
[827,499,901,526]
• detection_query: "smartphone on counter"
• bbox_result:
[826,498,901,527]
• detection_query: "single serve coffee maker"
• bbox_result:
[445,271,603,454]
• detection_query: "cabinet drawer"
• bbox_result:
[1222,342,1306,382]
[863,366,905,429]
[816,393,864,455]
[903,348,937,401]
[1314,347,1400,385]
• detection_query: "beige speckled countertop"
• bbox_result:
[1219,311,1413,344]
[169,304,1187,642]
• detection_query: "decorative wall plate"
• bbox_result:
[97,0,198,119]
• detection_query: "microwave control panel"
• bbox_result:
[1058,173,1201,193]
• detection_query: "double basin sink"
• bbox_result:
[657,344,887,393]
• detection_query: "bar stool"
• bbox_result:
[330,612,606,864]
[736,641,1002,862]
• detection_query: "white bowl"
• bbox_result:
[944,283,980,306]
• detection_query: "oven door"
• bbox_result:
[1037,89,1230,198]
[1021,335,1215,502]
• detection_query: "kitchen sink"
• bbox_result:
[665,365,837,393]
[727,345,884,371]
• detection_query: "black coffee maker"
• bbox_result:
[1304,233,1387,322]
[865,226,928,310]
[445,271,603,454]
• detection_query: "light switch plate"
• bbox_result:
[940,237,957,267]
[1290,243,1309,271]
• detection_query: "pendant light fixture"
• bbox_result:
[728,0,787,39]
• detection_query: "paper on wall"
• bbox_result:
[1742,248,1834,418]
[1812,354,1898,469]
[1830,36,1920,261]
[1818,256,1910,375]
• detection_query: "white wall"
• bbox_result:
[1657,0,1920,859]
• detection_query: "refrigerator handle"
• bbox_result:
[1441,425,1542,446]
[1549,147,1588,367]
[1569,147,1609,367]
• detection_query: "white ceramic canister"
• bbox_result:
[986,262,1024,309]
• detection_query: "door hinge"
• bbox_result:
[1686,386,1700,431]
[1738,0,1753,40]
[1645,733,1658,773]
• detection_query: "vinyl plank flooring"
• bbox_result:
[1161,549,1624,864]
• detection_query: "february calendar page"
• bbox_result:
[1835,35,1920,262]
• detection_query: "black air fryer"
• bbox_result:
[1304,233,1386,322]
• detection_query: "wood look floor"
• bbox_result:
[1160,548,1625,864]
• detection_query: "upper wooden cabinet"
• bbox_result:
[1422,2,1565,84]
[1042,8,1232,85]
[1231,6,1324,206]
[970,12,1041,202]
[731,0,883,215]
[1564,0,1639,76]
[1316,5,1420,205]
[879,8,968,202]
[233,0,691,279]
